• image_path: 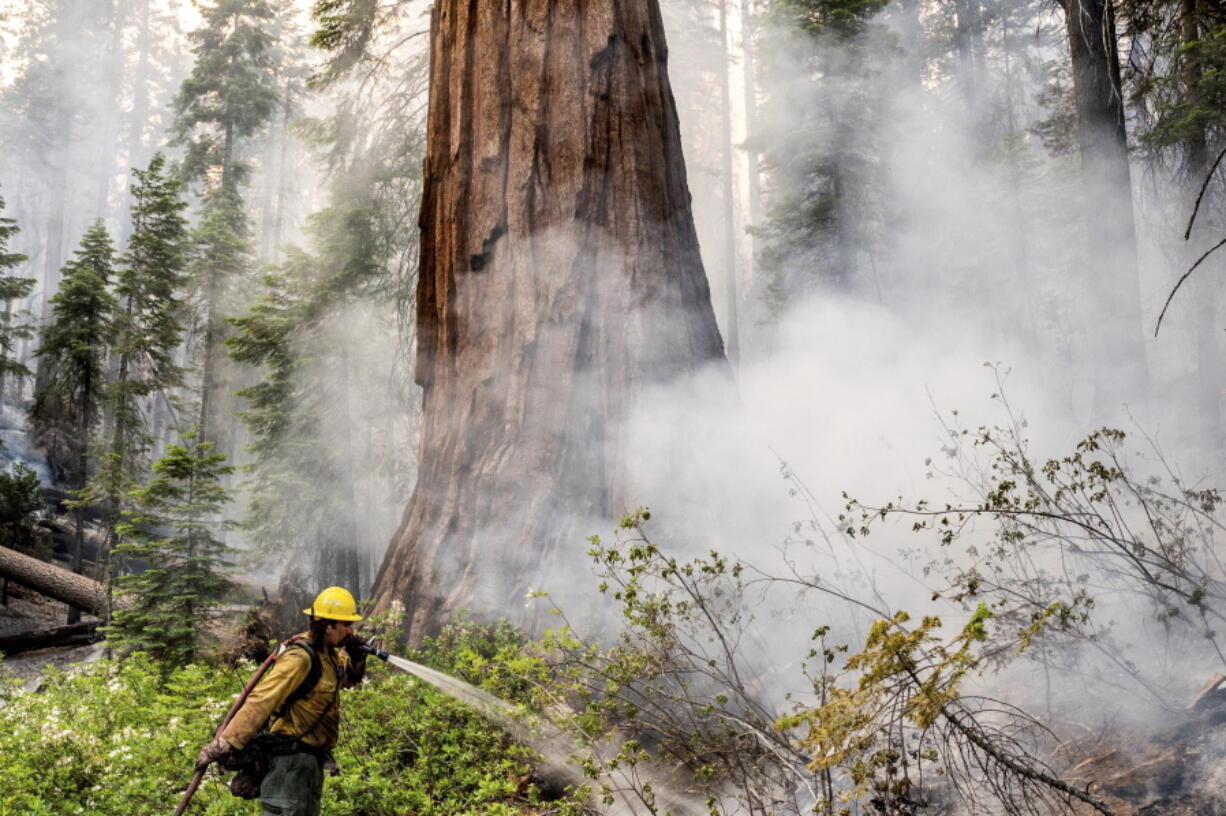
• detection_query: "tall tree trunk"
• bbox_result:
[197,278,218,442]
[830,151,854,285]
[39,5,81,322]
[270,91,294,264]
[1001,8,1037,345]
[741,0,762,271]
[953,0,985,113]
[258,125,278,261]
[338,349,362,596]
[94,0,125,218]
[1179,0,1223,454]
[122,0,153,247]
[67,377,92,625]
[222,121,236,195]
[40,102,73,321]
[0,299,12,403]
[718,0,740,363]
[103,306,135,625]
[370,0,727,642]
[1059,0,1149,412]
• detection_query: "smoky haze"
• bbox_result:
[1,0,1224,791]
[606,0,1226,755]
[555,0,1226,773]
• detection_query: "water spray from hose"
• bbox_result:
[362,644,707,816]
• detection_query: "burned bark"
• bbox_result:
[372,1,727,641]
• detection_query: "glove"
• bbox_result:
[323,753,342,777]
[195,736,230,770]
[343,634,370,685]
[342,633,368,661]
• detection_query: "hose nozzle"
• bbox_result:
[358,642,391,661]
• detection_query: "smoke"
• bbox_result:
[567,0,1226,746]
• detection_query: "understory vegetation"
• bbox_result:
[0,627,586,816]
[6,404,1220,816]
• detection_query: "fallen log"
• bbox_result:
[1189,673,1226,710]
[0,546,108,615]
[0,621,101,655]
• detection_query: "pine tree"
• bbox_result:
[172,0,280,442]
[0,463,46,559]
[191,184,255,442]
[112,153,191,438]
[172,0,280,193]
[757,0,891,309]
[29,220,117,622]
[30,221,117,489]
[109,433,236,664]
[0,192,34,403]
[83,154,191,577]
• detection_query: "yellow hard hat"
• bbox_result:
[303,586,362,621]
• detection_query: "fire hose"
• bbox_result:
[171,641,389,816]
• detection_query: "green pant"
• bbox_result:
[260,751,323,816]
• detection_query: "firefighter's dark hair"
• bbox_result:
[309,617,330,651]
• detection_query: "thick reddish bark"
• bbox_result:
[371,1,726,641]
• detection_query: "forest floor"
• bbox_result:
[0,586,103,687]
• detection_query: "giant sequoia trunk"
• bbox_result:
[1059,0,1149,409]
[371,1,727,641]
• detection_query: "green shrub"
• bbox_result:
[0,657,244,816]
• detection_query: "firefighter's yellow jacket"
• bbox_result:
[220,634,356,751]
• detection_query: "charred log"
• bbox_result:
[0,621,101,656]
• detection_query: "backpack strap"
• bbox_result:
[274,640,323,720]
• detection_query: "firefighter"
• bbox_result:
[195,586,368,816]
